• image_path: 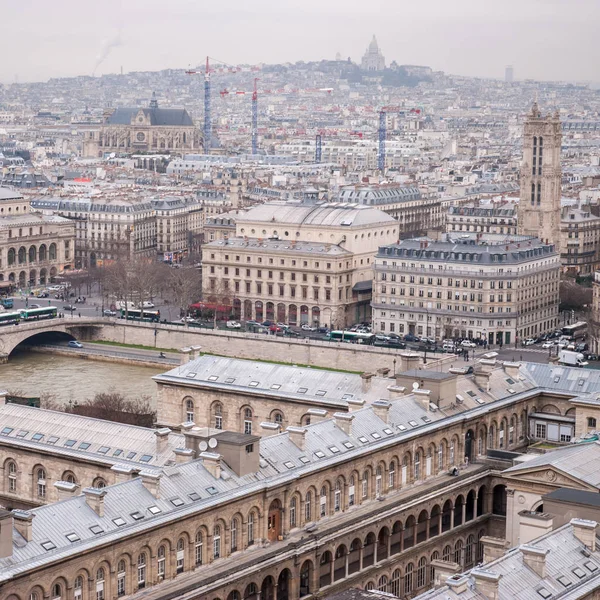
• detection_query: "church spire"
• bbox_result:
[149,91,158,110]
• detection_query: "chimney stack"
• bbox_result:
[387,384,406,399]
[571,518,598,551]
[0,510,13,558]
[287,426,307,450]
[431,559,461,588]
[12,509,33,543]
[174,447,195,463]
[414,388,432,410]
[520,545,548,578]
[472,568,501,600]
[372,400,391,423]
[445,575,469,594]
[346,398,365,411]
[307,408,328,423]
[361,372,374,393]
[111,464,140,483]
[200,452,222,479]
[0,390,7,406]
[155,427,171,454]
[83,487,107,517]
[333,412,354,435]
[140,472,162,499]
[54,480,79,501]
[482,536,510,563]
[189,345,202,361]
[503,361,521,380]
[179,347,192,364]
[474,370,491,392]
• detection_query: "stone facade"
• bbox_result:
[446,203,518,236]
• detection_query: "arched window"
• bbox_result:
[414,451,421,481]
[93,478,106,489]
[290,496,297,528]
[7,460,17,492]
[320,486,327,517]
[417,557,427,588]
[588,417,597,428]
[449,440,455,466]
[177,538,185,573]
[273,411,284,425]
[137,552,147,589]
[375,466,382,497]
[185,399,194,422]
[51,584,62,600]
[96,568,105,600]
[362,471,368,499]
[213,525,221,559]
[214,402,223,429]
[378,575,388,592]
[365,581,375,591]
[248,512,256,545]
[454,539,464,566]
[63,471,76,485]
[231,518,239,552]
[349,476,355,506]
[389,461,396,489]
[465,534,475,566]
[30,593,40,600]
[244,408,253,434]
[442,544,452,561]
[334,480,342,512]
[404,563,414,595]
[438,444,444,471]
[36,467,46,498]
[74,576,84,600]
[305,491,312,522]
[195,530,203,565]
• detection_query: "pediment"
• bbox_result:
[506,466,597,492]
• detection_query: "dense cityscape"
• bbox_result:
[2,16,600,600]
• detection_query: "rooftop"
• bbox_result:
[203,237,351,256]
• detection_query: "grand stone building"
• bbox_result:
[2,353,599,600]
[82,94,201,158]
[361,36,386,71]
[518,103,562,251]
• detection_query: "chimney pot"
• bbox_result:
[287,426,307,450]
[174,447,195,463]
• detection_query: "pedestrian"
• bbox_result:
[78,312,81,318]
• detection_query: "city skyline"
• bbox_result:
[1,0,599,84]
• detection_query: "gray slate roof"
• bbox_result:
[106,107,194,127]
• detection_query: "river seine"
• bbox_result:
[0,350,163,407]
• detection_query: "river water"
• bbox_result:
[0,350,163,408]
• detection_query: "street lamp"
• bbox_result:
[393,358,397,378]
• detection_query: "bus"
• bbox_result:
[19,307,58,321]
[561,321,588,341]
[326,330,376,344]
[0,298,14,309]
[0,311,21,326]
[120,308,161,323]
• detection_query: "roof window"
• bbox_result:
[189,492,201,501]
[537,589,551,599]
[78,442,91,450]
[358,436,369,444]
[398,424,407,431]
[284,461,295,469]
[186,372,197,378]
[113,517,126,527]
[297,387,308,394]
[371,432,381,440]
[299,456,310,464]
[113,449,123,457]
[408,420,418,428]
[126,452,136,459]
[16,430,28,438]
[557,576,572,588]
[47,436,59,445]
[207,375,218,381]
[64,439,76,447]
[422,416,431,423]
[140,455,152,463]
[585,561,598,573]
[314,451,326,459]
[343,441,355,449]
[329,446,340,454]
[248,381,259,388]
[573,567,586,579]
[97,446,110,454]
[0,427,13,435]
[41,541,56,551]
[170,497,184,507]
[89,525,104,534]
[131,512,144,521]
[32,433,44,441]
[225,377,236,383]
[148,506,161,515]
[315,390,327,396]
[206,486,218,495]
[271,384,281,390]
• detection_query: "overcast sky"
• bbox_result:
[1,0,597,84]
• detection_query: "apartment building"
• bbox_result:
[202,201,398,326]
[372,234,560,346]
[446,204,518,236]
[152,196,203,261]
[560,205,600,275]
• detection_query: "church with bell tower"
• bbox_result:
[517,102,562,251]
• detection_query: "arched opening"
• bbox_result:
[363,532,376,568]
[39,244,47,262]
[311,306,320,326]
[244,583,259,600]
[276,303,286,323]
[417,510,428,544]
[377,526,389,561]
[232,298,241,320]
[465,429,474,463]
[288,304,297,326]
[226,592,241,600]
[454,495,464,527]
[334,545,347,581]
[39,268,47,285]
[265,302,275,321]
[348,538,361,574]
[50,266,57,282]
[261,575,276,600]
[29,246,37,263]
[319,551,333,588]
[18,247,26,264]
[267,498,282,542]
[477,485,487,517]
[49,243,57,261]
[277,569,291,600]
[299,561,313,598]
[7,248,15,266]
[391,521,402,554]
[403,515,416,549]
[466,490,476,521]
[493,484,507,516]
[18,271,26,287]
[300,304,308,324]
[243,299,253,321]
[442,500,453,532]
[465,534,475,567]
[429,505,441,538]
[255,301,263,322]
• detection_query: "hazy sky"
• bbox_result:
[1,0,598,83]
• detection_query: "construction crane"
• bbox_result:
[378,106,422,171]
[186,57,259,153]
[220,84,333,155]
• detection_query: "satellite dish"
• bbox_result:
[412,382,419,391]
[199,441,208,452]
[208,438,218,449]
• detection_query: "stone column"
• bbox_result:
[462,501,467,525]
[426,518,431,541]
[359,545,364,571]
[438,512,443,534]
[450,507,455,530]
[345,553,349,578]
[475,490,480,518]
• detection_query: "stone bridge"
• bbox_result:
[0,317,106,360]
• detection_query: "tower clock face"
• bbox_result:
[136,132,145,142]
[138,116,144,123]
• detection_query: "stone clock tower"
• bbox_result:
[517,102,562,250]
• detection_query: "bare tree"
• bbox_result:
[164,266,202,324]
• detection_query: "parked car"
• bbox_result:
[276,322,289,330]
[375,334,390,342]
[180,316,196,323]
[317,326,330,334]
[29,303,41,309]
[461,340,476,348]
[139,301,155,309]
[541,341,553,349]
[68,340,83,348]
[284,329,301,337]
[63,305,77,312]
[585,353,598,361]
[226,320,242,329]
[524,338,535,346]
[404,333,418,342]
[301,323,316,331]
[245,320,259,327]
[262,320,274,327]
[269,325,283,333]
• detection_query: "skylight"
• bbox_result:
[47,436,59,445]
[408,421,418,428]
[398,424,407,431]
[343,441,355,449]
[371,433,381,439]
[297,387,308,394]
[16,430,28,438]
[140,455,152,463]
[208,375,218,381]
[65,533,80,543]
[506,378,516,385]
[41,541,56,551]
[476,398,485,404]
[329,446,340,454]
[64,439,76,447]
[32,433,44,441]
[189,492,201,501]
[224,377,236,383]
[126,452,136,459]
[342,393,354,399]
[573,567,586,579]
[249,381,259,387]
[113,518,126,527]
[89,525,104,535]
[358,436,369,444]
[1,427,13,435]
[314,451,326,458]
[557,576,572,588]
[79,442,91,450]
[113,449,123,457]
[98,446,110,454]
[299,456,310,464]
[537,589,551,599]
[186,372,197,378]
[579,379,585,386]
[585,561,598,573]
[148,506,161,515]
[206,486,218,495]
[554,376,560,383]
[315,390,327,396]
[422,416,431,423]
[271,384,281,390]
[383,428,393,435]
[284,461,295,469]
[170,497,185,506]
[131,512,144,520]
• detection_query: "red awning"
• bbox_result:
[190,302,232,312]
